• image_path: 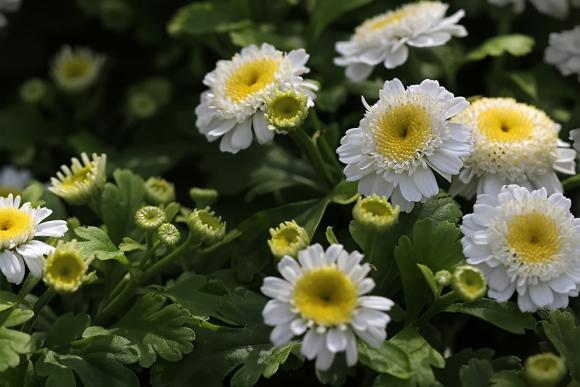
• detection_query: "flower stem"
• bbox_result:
[563,174,580,192]
[415,291,458,327]
[22,287,56,333]
[290,127,335,189]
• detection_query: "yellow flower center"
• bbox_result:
[0,208,33,241]
[61,58,92,80]
[271,228,301,251]
[478,107,534,143]
[61,165,92,190]
[293,267,357,326]
[270,95,301,120]
[368,8,409,31]
[507,213,561,264]
[225,59,279,103]
[45,250,86,291]
[375,104,432,162]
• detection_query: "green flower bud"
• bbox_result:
[434,270,452,287]
[145,177,175,205]
[189,187,218,208]
[49,153,107,205]
[158,223,181,247]
[452,266,487,303]
[352,194,400,232]
[135,206,166,231]
[129,92,157,119]
[43,241,88,293]
[19,78,48,104]
[187,208,225,243]
[268,220,310,260]
[525,353,567,387]
[265,89,309,134]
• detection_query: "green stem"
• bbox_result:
[415,291,458,327]
[139,234,198,284]
[290,128,334,189]
[563,174,580,192]
[22,288,56,333]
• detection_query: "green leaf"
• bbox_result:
[490,370,527,387]
[435,348,495,387]
[542,310,580,382]
[0,292,19,313]
[74,227,128,265]
[358,341,412,380]
[417,264,438,299]
[100,169,145,244]
[0,308,33,328]
[325,226,339,244]
[0,360,40,387]
[410,192,462,224]
[329,180,358,205]
[460,358,494,387]
[118,237,145,252]
[44,313,90,348]
[20,182,44,208]
[308,0,372,39]
[168,1,250,36]
[446,299,536,334]
[464,34,535,63]
[111,293,195,367]
[0,328,32,372]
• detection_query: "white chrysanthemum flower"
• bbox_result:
[337,78,472,212]
[0,194,68,285]
[462,185,580,312]
[488,0,568,19]
[545,26,580,83]
[195,43,317,154]
[261,243,394,371]
[0,0,21,28]
[0,166,31,197]
[450,98,575,199]
[49,153,107,205]
[51,46,106,93]
[334,1,467,82]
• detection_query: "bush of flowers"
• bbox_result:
[1,0,580,386]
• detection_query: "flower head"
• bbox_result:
[545,26,580,83]
[435,270,452,287]
[352,194,399,232]
[337,78,472,212]
[452,266,487,303]
[145,177,175,205]
[525,353,567,387]
[49,153,107,205]
[43,241,88,293]
[158,223,180,247]
[334,1,467,81]
[0,166,31,197]
[195,43,317,153]
[20,78,48,104]
[0,194,67,284]
[129,92,158,119]
[450,98,575,198]
[51,46,106,93]
[261,244,394,371]
[135,206,166,231]
[268,220,310,260]
[187,208,225,243]
[461,185,580,312]
[265,89,310,134]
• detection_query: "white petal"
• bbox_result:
[358,296,394,311]
[270,323,294,347]
[529,284,554,309]
[263,300,295,325]
[326,328,348,353]
[0,250,25,285]
[383,45,408,69]
[35,220,68,237]
[261,277,293,301]
[412,167,439,198]
[231,120,253,149]
[252,112,275,144]
[301,329,325,360]
[345,63,373,82]
[314,345,335,371]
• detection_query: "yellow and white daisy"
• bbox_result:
[51,46,106,93]
[49,153,107,205]
[0,0,21,28]
[0,194,68,284]
[461,185,580,312]
[334,1,467,81]
[195,43,317,154]
[450,98,575,199]
[261,243,394,371]
[545,27,580,83]
[488,0,568,19]
[0,166,31,197]
[337,78,472,212]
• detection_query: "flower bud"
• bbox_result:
[128,92,157,119]
[268,220,310,260]
[187,208,225,243]
[43,241,88,293]
[135,206,166,231]
[352,194,399,232]
[452,266,487,303]
[158,223,180,247]
[51,46,106,93]
[189,187,218,208]
[145,177,175,205]
[525,353,566,387]
[435,270,452,287]
[265,89,309,134]
[19,78,48,104]
[49,153,107,205]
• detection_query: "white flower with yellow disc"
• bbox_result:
[334,1,467,81]
[337,78,472,212]
[0,194,67,284]
[49,153,107,205]
[195,43,317,154]
[261,243,394,371]
[450,98,575,198]
[461,185,580,312]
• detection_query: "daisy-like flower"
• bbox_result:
[0,166,31,197]
[0,194,67,284]
[334,1,467,82]
[461,185,580,312]
[545,26,580,83]
[0,0,21,28]
[51,46,106,93]
[337,78,472,212]
[195,43,317,154]
[261,243,394,371]
[49,153,107,205]
[488,0,569,19]
[450,98,575,199]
